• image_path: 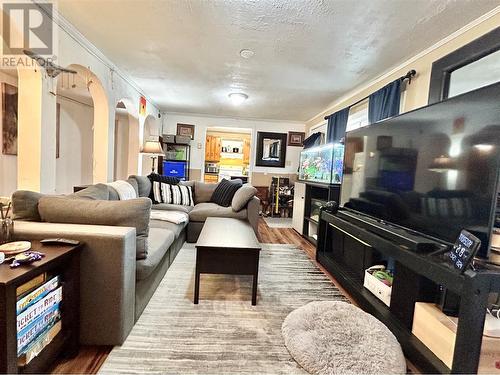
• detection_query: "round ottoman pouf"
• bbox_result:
[282,301,406,375]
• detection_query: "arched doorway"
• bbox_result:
[114,98,140,179]
[53,64,109,192]
[0,68,18,197]
[55,67,94,193]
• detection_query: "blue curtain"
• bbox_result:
[326,107,350,143]
[368,80,401,123]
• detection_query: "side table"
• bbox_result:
[0,241,81,374]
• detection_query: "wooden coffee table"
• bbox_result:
[194,217,261,305]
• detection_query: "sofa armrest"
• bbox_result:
[13,221,136,345]
[247,196,260,236]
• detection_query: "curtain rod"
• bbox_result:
[324,69,416,120]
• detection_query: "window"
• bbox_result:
[448,48,500,98]
[346,99,369,132]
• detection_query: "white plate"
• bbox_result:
[0,241,31,255]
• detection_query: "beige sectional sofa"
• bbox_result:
[11,176,259,345]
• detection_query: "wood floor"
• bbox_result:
[49,218,413,374]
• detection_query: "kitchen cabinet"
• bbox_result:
[243,138,251,164]
[205,136,221,162]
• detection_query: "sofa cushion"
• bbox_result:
[38,196,152,259]
[189,202,247,222]
[128,175,152,197]
[148,174,180,203]
[11,190,44,221]
[153,203,194,214]
[152,182,194,206]
[126,178,139,197]
[194,181,218,204]
[72,183,110,200]
[107,186,120,200]
[136,228,175,280]
[211,178,242,207]
[149,219,186,238]
[232,184,257,212]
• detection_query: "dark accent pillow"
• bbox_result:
[147,173,180,203]
[211,179,242,207]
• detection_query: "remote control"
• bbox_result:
[41,238,80,245]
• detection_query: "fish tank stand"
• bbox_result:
[302,182,340,245]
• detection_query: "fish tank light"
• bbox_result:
[298,143,345,184]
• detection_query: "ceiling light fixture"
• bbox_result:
[240,49,254,59]
[228,92,248,105]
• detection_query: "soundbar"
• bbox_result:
[337,209,443,253]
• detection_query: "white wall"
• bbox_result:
[55,97,94,194]
[114,111,130,180]
[162,113,306,181]
[0,71,18,197]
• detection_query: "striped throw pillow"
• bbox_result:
[210,178,242,207]
[152,182,194,206]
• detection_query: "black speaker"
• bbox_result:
[437,285,460,317]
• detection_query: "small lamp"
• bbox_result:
[141,140,164,173]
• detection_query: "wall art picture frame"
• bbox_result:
[255,131,287,168]
[2,82,18,155]
[288,131,305,147]
[176,123,195,139]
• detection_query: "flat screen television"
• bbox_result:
[163,161,187,180]
[341,82,500,258]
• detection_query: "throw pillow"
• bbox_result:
[231,184,257,212]
[152,181,194,206]
[211,179,243,207]
[72,184,110,200]
[148,173,180,203]
[194,181,219,204]
[38,196,151,260]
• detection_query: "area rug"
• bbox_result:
[263,217,293,228]
[99,243,347,374]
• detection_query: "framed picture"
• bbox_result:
[255,132,287,168]
[288,131,305,147]
[2,83,18,155]
[176,123,195,139]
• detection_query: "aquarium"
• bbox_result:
[298,143,345,184]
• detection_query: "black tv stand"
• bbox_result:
[316,210,500,374]
[337,209,441,253]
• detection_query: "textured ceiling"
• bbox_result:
[57,0,500,121]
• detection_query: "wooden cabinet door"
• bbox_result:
[214,137,221,162]
[243,138,250,164]
[205,136,212,161]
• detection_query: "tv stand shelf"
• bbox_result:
[317,209,500,374]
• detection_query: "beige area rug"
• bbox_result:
[99,243,348,374]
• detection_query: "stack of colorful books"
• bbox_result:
[16,274,63,366]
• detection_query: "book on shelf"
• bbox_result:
[16,273,46,297]
[17,276,59,314]
[17,287,62,332]
[17,304,61,354]
[18,320,62,367]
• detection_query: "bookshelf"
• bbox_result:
[0,241,81,374]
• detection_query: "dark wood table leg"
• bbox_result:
[194,249,200,304]
[251,252,260,306]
